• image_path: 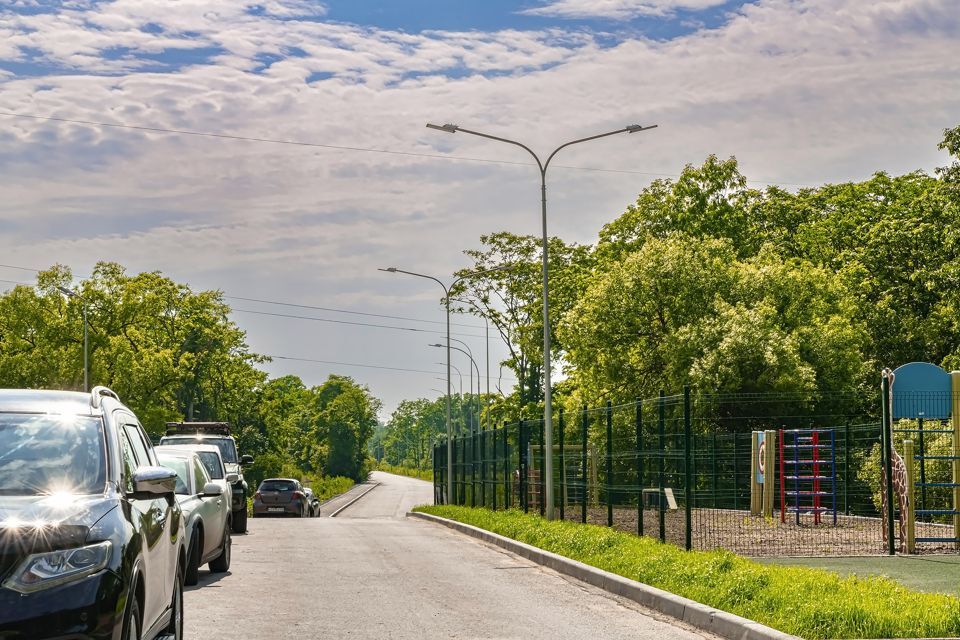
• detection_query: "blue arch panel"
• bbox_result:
[891,362,953,420]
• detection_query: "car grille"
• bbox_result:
[0,553,18,581]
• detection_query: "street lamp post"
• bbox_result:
[379,264,509,506]
[426,122,658,519]
[431,343,480,434]
[451,298,492,435]
[58,286,88,393]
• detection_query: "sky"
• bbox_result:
[1,0,958,418]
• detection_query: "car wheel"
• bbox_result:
[163,564,184,639]
[184,529,200,586]
[233,507,248,533]
[209,526,231,573]
[123,593,141,640]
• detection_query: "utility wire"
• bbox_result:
[0,110,818,186]
[223,294,483,329]
[0,262,490,331]
[267,354,442,375]
[232,307,487,339]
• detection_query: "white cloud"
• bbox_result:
[519,0,730,19]
[0,0,958,414]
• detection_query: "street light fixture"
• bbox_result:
[379,264,510,504]
[57,286,88,393]
[426,121,658,519]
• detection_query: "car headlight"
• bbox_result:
[2,541,112,594]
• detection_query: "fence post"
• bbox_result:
[559,408,565,521]
[606,401,614,528]
[733,432,740,511]
[581,406,588,524]
[636,399,643,537]
[904,439,916,553]
[952,371,960,549]
[470,431,476,508]
[503,423,510,509]
[763,429,776,519]
[492,427,498,511]
[480,428,486,509]
[658,390,666,543]
[684,386,692,551]
[520,419,528,513]
[881,373,895,555]
[712,431,717,509]
[844,422,851,515]
[540,416,546,517]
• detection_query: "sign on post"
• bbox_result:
[757,431,766,485]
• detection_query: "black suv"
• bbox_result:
[0,387,186,639]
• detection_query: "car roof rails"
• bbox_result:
[164,421,232,436]
[90,386,120,409]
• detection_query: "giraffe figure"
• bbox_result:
[881,368,910,553]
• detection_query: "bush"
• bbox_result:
[377,462,432,482]
[415,506,960,639]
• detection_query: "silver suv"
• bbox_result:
[160,422,254,533]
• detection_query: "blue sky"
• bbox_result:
[1,0,958,415]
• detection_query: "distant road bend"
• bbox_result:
[185,471,715,639]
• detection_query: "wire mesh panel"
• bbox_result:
[435,385,960,557]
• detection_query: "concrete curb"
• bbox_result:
[407,511,798,640]
[328,481,380,517]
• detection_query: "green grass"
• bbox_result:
[308,475,355,501]
[757,555,960,596]
[376,463,432,482]
[415,506,960,639]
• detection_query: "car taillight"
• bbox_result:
[292,491,304,499]
[254,491,262,500]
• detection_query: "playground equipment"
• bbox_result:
[778,429,838,525]
[750,430,777,518]
[886,363,960,553]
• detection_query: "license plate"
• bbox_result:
[267,507,284,512]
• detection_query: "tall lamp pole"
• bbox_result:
[380,264,509,505]
[58,286,88,393]
[431,343,480,434]
[451,298,492,435]
[426,122,658,519]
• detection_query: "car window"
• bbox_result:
[193,458,210,492]
[0,414,106,496]
[259,480,296,492]
[123,424,151,468]
[118,427,140,493]
[196,451,224,479]
[157,455,190,495]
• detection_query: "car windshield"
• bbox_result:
[161,436,237,463]
[195,452,224,479]
[260,480,296,492]
[156,455,190,495]
[0,413,106,496]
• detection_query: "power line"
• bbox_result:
[267,354,442,376]
[0,262,489,332]
[232,307,487,339]
[223,294,484,329]
[0,110,818,186]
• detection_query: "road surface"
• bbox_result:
[184,471,714,639]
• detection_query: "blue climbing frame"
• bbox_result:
[779,428,838,525]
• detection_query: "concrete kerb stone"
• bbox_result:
[407,511,799,640]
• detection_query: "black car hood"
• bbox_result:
[0,494,117,554]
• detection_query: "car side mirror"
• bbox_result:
[202,482,224,497]
[225,473,239,484]
[240,455,254,466]
[132,466,177,500]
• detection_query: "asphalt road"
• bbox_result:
[184,471,714,639]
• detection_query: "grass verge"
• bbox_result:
[415,505,960,639]
[377,463,432,482]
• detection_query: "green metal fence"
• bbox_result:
[432,389,923,557]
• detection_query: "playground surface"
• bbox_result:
[755,554,960,596]
[562,505,957,557]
